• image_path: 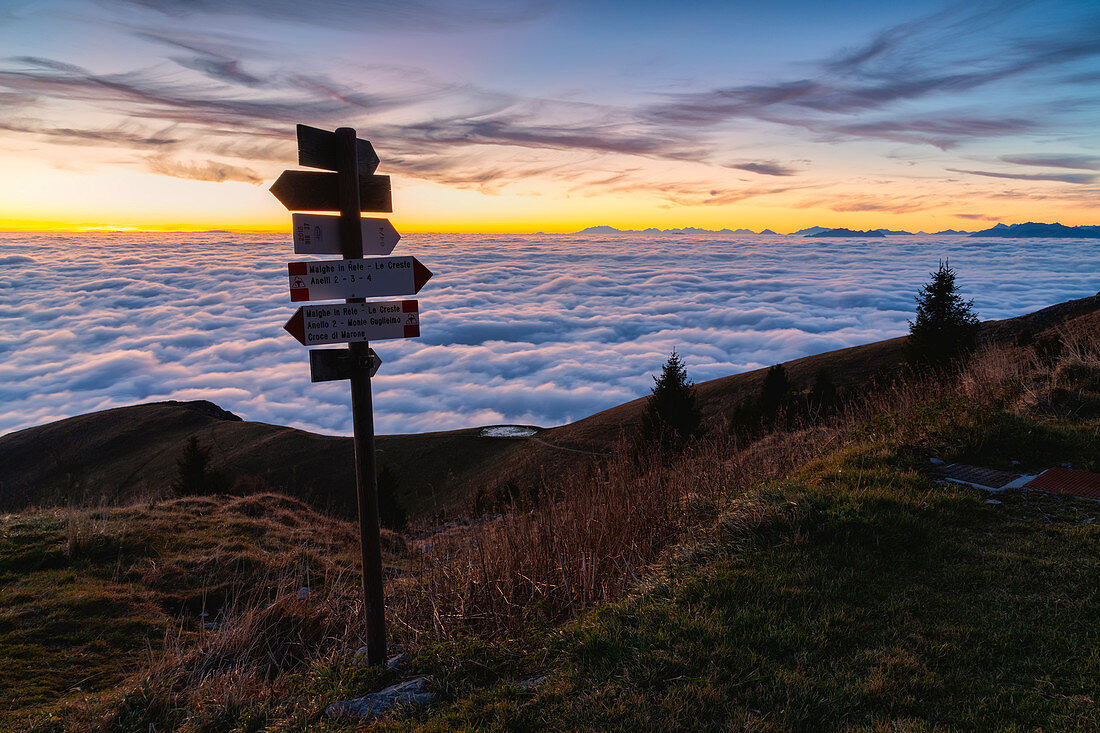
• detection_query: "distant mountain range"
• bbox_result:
[577,225,966,236]
[577,225,777,235]
[806,228,886,238]
[574,222,1098,237]
[968,222,1100,238]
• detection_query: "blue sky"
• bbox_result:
[0,0,1097,231]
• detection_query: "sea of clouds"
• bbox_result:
[1,232,1096,437]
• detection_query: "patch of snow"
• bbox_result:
[480,425,538,438]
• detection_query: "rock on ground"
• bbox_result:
[326,675,436,720]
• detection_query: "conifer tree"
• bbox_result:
[173,436,227,495]
[759,364,791,427]
[808,369,837,417]
[635,351,702,453]
[906,260,980,368]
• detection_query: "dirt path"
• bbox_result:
[527,435,608,456]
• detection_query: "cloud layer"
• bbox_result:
[1,232,1097,437]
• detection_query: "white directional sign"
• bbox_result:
[284,300,420,345]
[288,256,432,302]
[292,213,400,255]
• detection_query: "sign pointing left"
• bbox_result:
[270,171,392,213]
[283,300,420,346]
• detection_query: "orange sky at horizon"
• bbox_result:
[2,156,1096,235]
[1,2,1097,236]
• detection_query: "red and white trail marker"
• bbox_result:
[288,256,432,301]
[283,299,420,346]
[292,214,400,256]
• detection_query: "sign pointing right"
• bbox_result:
[293,213,400,255]
[288,255,432,301]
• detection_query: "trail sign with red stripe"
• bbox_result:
[283,300,420,345]
[292,214,400,255]
[288,256,432,301]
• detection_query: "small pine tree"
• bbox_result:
[759,364,791,427]
[907,260,980,368]
[173,436,227,495]
[635,351,702,453]
[807,369,837,417]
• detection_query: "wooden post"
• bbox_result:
[336,126,387,666]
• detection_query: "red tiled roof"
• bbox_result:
[937,463,1021,489]
[1024,467,1100,500]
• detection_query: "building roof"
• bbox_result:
[936,463,1022,490]
[1024,468,1100,500]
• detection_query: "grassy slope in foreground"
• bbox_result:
[0,494,404,730]
[413,448,1099,731]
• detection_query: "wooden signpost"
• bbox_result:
[272,124,428,667]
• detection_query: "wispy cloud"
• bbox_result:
[829,116,1033,150]
[0,121,180,148]
[103,0,551,31]
[947,167,1097,184]
[999,153,1100,170]
[726,161,798,176]
[146,156,262,183]
[817,194,941,214]
[639,3,1100,148]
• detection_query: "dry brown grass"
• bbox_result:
[55,329,1099,731]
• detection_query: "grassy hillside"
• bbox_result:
[4,302,1098,731]
[423,447,1098,731]
[0,493,408,730]
[3,295,1097,522]
[0,403,534,520]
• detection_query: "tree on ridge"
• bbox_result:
[906,260,980,368]
[635,351,702,455]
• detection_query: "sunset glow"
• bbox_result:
[1,1,1097,233]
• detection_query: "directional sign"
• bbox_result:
[310,347,381,382]
[297,124,379,175]
[292,213,400,256]
[288,256,432,302]
[270,171,392,213]
[284,300,420,346]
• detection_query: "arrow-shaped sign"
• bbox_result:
[309,347,381,382]
[288,256,432,302]
[284,300,420,346]
[297,124,379,174]
[292,213,400,256]
[270,171,392,213]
